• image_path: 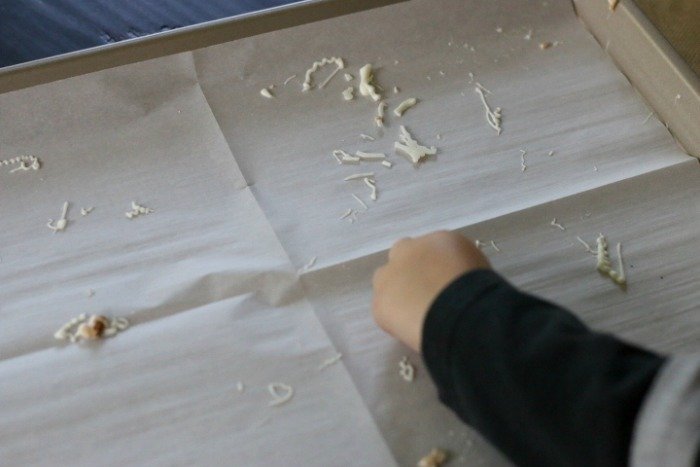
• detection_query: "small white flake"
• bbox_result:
[520,149,528,172]
[283,75,297,86]
[475,84,502,135]
[125,201,154,219]
[394,126,437,165]
[381,160,393,168]
[344,172,375,181]
[344,73,354,82]
[299,256,317,272]
[47,202,70,233]
[548,150,555,157]
[236,381,245,393]
[342,87,355,101]
[352,194,368,211]
[393,98,418,117]
[550,218,566,231]
[399,356,415,382]
[260,87,274,99]
[359,64,381,102]
[360,134,375,142]
[80,207,94,216]
[318,353,343,370]
[268,383,294,407]
[356,151,386,161]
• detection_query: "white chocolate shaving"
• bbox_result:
[394,126,437,165]
[54,314,129,343]
[595,234,626,286]
[548,150,555,157]
[359,64,382,102]
[399,356,415,382]
[344,173,375,181]
[375,102,387,128]
[550,218,566,231]
[80,207,94,216]
[260,87,274,99]
[344,73,354,82]
[393,98,418,117]
[302,57,344,92]
[5,155,41,173]
[393,86,400,94]
[333,149,360,165]
[360,134,375,142]
[382,161,393,168]
[125,201,154,219]
[576,236,597,255]
[47,201,69,233]
[490,240,501,253]
[352,194,368,211]
[340,209,354,220]
[283,75,297,86]
[364,177,378,201]
[318,353,343,370]
[342,87,355,101]
[268,383,294,407]
[520,149,528,172]
[356,151,386,161]
[475,84,502,135]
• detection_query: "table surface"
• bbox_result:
[0,0,698,76]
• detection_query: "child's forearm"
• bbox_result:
[422,270,665,467]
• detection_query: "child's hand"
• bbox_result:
[372,231,491,352]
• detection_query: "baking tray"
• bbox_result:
[574,0,700,158]
[0,0,406,94]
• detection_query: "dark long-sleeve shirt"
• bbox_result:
[421,270,670,467]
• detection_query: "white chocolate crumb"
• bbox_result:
[333,149,360,165]
[436,134,442,140]
[490,240,501,253]
[344,172,375,181]
[595,234,626,286]
[318,353,343,370]
[418,448,448,467]
[342,86,355,101]
[540,41,553,50]
[576,236,597,255]
[394,125,437,165]
[520,149,528,172]
[283,75,297,86]
[475,84,502,135]
[524,29,533,40]
[125,201,154,219]
[5,155,41,173]
[399,356,415,382]
[550,218,566,231]
[548,150,555,157]
[375,102,387,128]
[359,64,382,102]
[352,194,368,211]
[303,57,344,91]
[496,26,503,33]
[364,177,378,201]
[80,207,94,216]
[268,383,294,407]
[236,381,245,393]
[594,165,599,172]
[47,201,70,233]
[393,98,418,117]
[360,134,375,142]
[356,151,386,161]
[382,160,393,168]
[260,87,274,99]
[393,86,400,94]
[54,314,129,343]
[340,209,354,220]
[344,73,354,82]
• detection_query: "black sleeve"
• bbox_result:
[421,270,666,467]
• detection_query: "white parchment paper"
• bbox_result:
[1,0,698,465]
